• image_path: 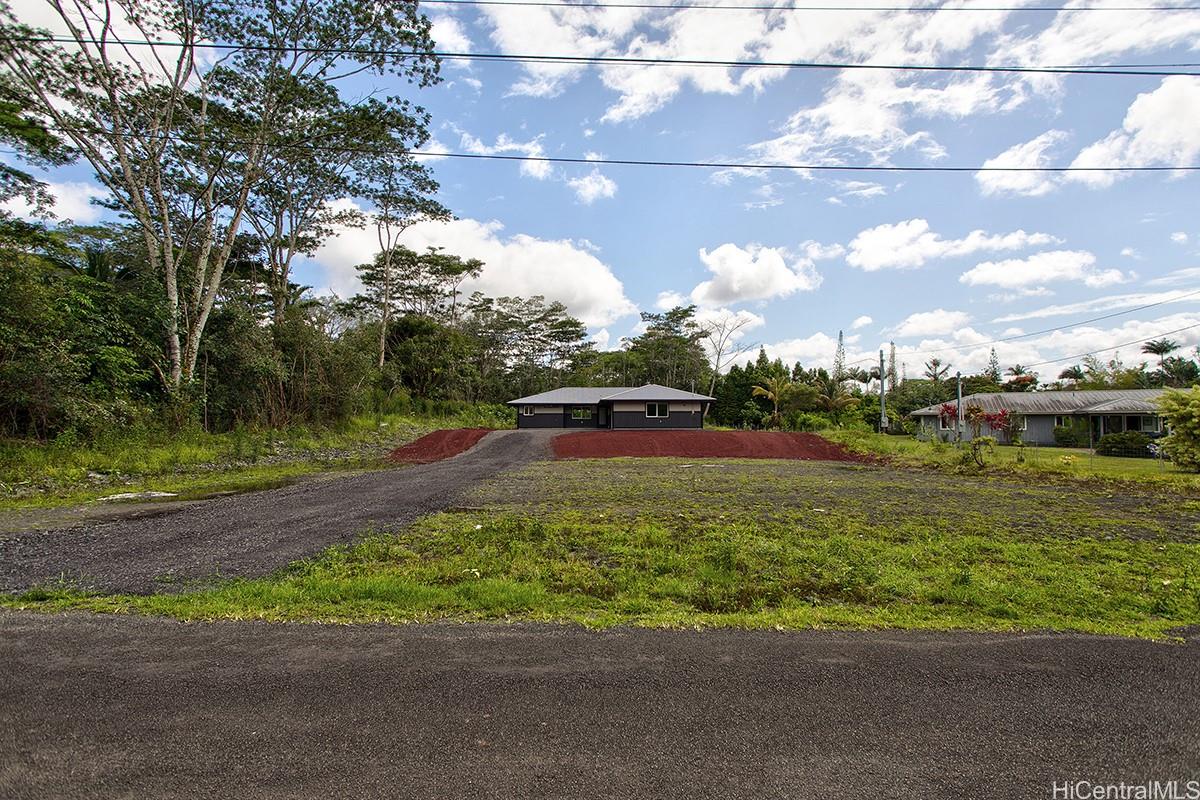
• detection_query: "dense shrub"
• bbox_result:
[1095,431,1153,458]
[1053,425,1079,447]
[782,411,830,432]
[1158,388,1200,471]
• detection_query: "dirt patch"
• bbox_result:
[552,430,872,462]
[389,429,493,464]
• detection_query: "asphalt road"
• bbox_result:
[1,613,1196,799]
[0,430,556,594]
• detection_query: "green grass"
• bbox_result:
[9,457,1199,639]
[0,410,510,510]
[823,429,1200,487]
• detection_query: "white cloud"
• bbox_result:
[3,180,108,223]
[975,130,1068,197]
[1172,232,1190,245]
[689,242,825,306]
[845,218,1059,271]
[655,290,688,310]
[993,289,1200,322]
[591,328,613,351]
[1067,77,1200,189]
[851,315,873,330]
[430,16,472,53]
[827,180,889,205]
[1120,247,1142,260]
[567,168,618,204]
[314,214,636,327]
[959,250,1129,290]
[458,132,553,180]
[891,308,970,338]
[1148,269,1200,288]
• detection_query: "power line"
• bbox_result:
[847,288,1200,367]
[9,35,1200,76]
[32,124,1200,172]
[1022,322,1200,369]
[420,0,1200,10]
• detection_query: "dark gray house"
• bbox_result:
[509,384,715,429]
[910,389,1166,446]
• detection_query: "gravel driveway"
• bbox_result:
[0,430,556,594]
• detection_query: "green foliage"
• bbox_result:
[1159,388,1200,471]
[1053,426,1081,448]
[1095,431,1153,458]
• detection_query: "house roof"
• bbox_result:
[508,383,715,405]
[909,389,1166,417]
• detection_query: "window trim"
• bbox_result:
[646,401,669,418]
[938,415,954,431]
[521,405,535,417]
[571,406,592,421]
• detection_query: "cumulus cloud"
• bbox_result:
[1172,232,1190,245]
[314,214,637,327]
[1067,77,1200,189]
[567,168,618,204]
[851,315,873,330]
[3,180,108,223]
[430,15,472,53]
[891,309,970,338]
[458,131,553,180]
[959,250,1129,290]
[845,218,1059,271]
[689,242,826,306]
[975,130,1068,197]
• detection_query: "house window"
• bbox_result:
[521,405,535,417]
[1054,416,1066,428]
[646,402,669,418]
[571,407,592,420]
[1142,416,1161,433]
[939,415,954,431]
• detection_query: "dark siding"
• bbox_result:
[517,413,564,429]
[611,410,703,429]
[562,405,602,428]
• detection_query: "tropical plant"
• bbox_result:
[814,378,860,423]
[1058,365,1085,386]
[751,375,794,427]
[923,358,950,382]
[1158,387,1200,471]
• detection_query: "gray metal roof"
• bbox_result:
[508,383,715,405]
[910,389,1166,416]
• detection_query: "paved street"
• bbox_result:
[2,613,1196,799]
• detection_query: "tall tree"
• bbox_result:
[985,348,1002,384]
[923,358,950,382]
[832,329,846,381]
[700,310,758,397]
[887,341,898,393]
[0,0,440,392]
[1143,338,1180,384]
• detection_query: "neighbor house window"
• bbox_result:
[1054,416,1066,428]
[939,415,953,431]
[521,405,535,416]
[1143,416,1161,432]
[571,407,592,420]
[646,402,669,418]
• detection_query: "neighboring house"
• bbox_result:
[909,389,1167,446]
[508,384,715,429]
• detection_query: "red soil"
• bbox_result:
[552,430,872,463]
[388,428,493,464]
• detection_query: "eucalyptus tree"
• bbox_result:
[0,0,440,395]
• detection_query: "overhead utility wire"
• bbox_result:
[845,288,1200,366]
[11,35,1199,77]
[418,0,1200,11]
[33,124,1200,172]
[1022,322,1200,369]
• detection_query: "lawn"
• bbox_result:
[823,429,1200,487]
[0,408,511,510]
[11,457,1200,639]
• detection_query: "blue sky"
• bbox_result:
[9,1,1200,378]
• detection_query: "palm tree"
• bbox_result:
[815,378,860,423]
[1006,364,1028,377]
[751,375,793,427]
[1058,365,1085,387]
[1142,338,1180,384]
[923,358,950,382]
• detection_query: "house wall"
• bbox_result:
[611,401,704,429]
[516,405,564,429]
[916,414,1058,445]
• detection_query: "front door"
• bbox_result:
[598,405,609,428]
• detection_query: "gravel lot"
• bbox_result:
[1,613,1196,800]
[0,430,557,594]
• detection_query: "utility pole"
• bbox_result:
[955,371,963,443]
[879,349,888,431]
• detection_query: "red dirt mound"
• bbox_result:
[553,430,872,463]
[389,428,493,464]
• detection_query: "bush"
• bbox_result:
[1158,387,1200,471]
[1095,431,1153,458]
[1053,425,1079,448]
[782,411,830,432]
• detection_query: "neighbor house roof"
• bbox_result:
[508,383,715,405]
[909,389,1165,417]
